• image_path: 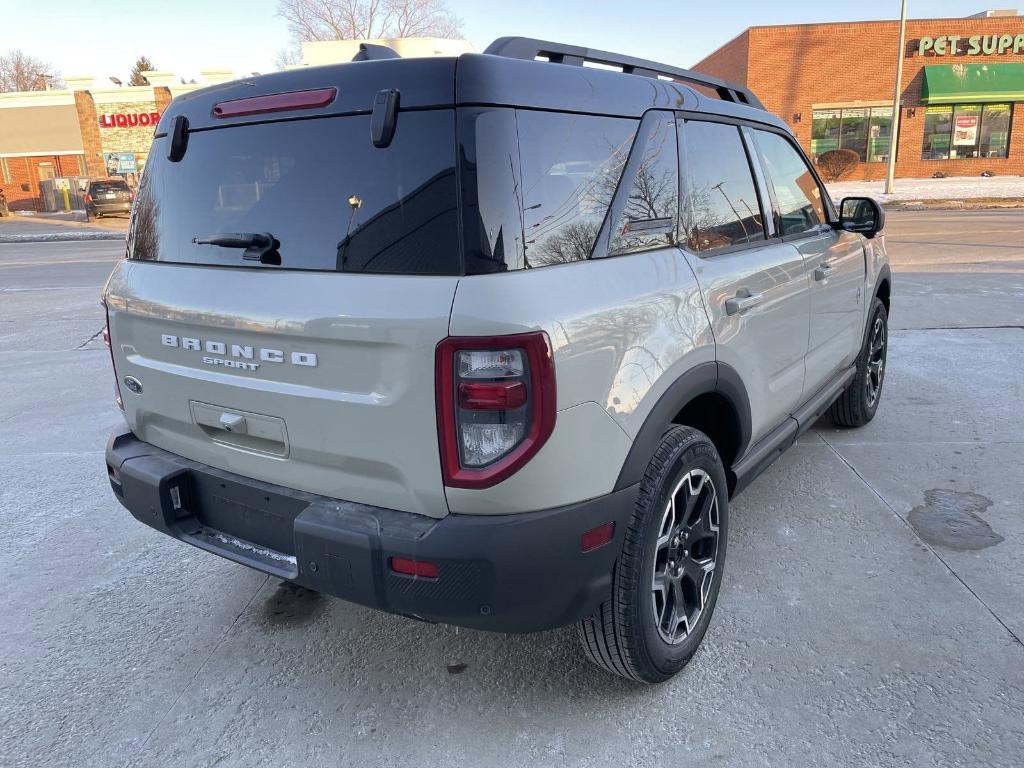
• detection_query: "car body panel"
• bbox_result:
[681,242,811,444]
[447,247,715,512]
[103,262,458,518]
[799,227,867,386]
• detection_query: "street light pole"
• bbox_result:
[885,0,908,194]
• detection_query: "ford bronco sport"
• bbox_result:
[103,38,891,683]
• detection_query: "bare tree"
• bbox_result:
[277,0,463,42]
[129,56,155,86]
[0,49,63,92]
[275,45,303,70]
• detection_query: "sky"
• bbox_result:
[1,0,1001,83]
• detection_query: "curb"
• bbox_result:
[884,198,1024,211]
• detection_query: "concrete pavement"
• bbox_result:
[0,211,1021,767]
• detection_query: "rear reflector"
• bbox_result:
[581,522,615,553]
[212,88,337,119]
[390,556,439,579]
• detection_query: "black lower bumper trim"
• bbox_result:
[105,427,638,633]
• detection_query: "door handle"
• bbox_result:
[814,262,834,282]
[724,292,763,316]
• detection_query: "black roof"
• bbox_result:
[158,38,787,134]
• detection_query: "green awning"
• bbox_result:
[920,63,1024,104]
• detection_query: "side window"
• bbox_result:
[606,113,679,257]
[679,120,766,253]
[751,130,827,237]
[516,110,637,267]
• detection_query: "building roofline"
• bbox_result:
[736,13,1023,34]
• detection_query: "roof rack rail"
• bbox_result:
[483,37,764,110]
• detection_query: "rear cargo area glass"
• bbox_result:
[130,111,460,274]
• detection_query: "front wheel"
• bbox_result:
[578,426,728,683]
[830,297,888,428]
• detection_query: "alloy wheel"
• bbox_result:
[865,316,886,408]
[651,469,720,645]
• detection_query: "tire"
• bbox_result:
[578,426,729,683]
[829,297,888,428]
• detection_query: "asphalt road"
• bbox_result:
[1,211,1022,767]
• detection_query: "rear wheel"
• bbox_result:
[830,297,888,428]
[578,426,728,683]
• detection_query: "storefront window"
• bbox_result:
[839,108,869,161]
[810,109,840,157]
[922,103,1012,160]
[811,106,892,163]
[922,106,953,159]
[979,104,1011,158]
[867,107,893,163]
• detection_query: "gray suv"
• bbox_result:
[102,38,891,683]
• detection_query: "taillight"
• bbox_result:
[103,306,123,411]
[435,332,556,489]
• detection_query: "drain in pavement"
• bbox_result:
[908,489,1004,551]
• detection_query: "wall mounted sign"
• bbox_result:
[98,112,161,129]
[104,152,138,174]
[917,34,1024,56]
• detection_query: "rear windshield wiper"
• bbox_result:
[192,232,280,265]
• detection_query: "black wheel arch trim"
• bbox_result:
[874,264,891,308]
[613,361,752,492]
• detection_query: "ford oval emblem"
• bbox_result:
[123,375,143,395]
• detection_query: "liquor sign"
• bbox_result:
[98,112,161,129]
[953,115,979,146]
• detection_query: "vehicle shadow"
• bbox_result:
[254,576,648,698]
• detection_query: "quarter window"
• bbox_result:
[679,120,765,253]
[516,111,637,267]
[752,130,827,238]
[606,113,679,257]
[922,103,1012,160]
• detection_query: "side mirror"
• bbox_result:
[838,196,885,239]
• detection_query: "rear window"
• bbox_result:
[130,110,459,274]
[91,180,129,193]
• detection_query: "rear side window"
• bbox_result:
[516,111,636,267]
[130,111,459,274]
[679,120,766,253]
[751,130,827,237]
[606,112,679,257]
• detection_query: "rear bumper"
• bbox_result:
[105,427,637,633]
[89,201,131,214]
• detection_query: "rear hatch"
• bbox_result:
[90,180,131,204]
[104,62,461,518]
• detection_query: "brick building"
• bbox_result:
[693,9,1024,180]
[0,70,231,211]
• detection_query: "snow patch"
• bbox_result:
[827,175,1024,204]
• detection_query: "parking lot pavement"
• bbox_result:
[1,212,1022,767]
[0,215,128,242]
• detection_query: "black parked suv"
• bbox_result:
[86,178,133,219]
